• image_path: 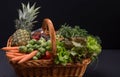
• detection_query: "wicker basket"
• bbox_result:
[7,18,91,77]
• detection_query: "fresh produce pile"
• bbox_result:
[1,3,102,66]
[55,24,102,65]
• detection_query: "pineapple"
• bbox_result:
[11,3,40,46]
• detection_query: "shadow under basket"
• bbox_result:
[7,18,91,77]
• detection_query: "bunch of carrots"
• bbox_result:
[1,46,38,64]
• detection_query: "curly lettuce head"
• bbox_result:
[86,36,102,55]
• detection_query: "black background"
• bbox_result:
[0,0,120,49]
[0,1,120,77]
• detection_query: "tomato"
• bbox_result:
[42,51,52,59]
[32,32,41,40]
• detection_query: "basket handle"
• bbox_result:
[41,18,57,56]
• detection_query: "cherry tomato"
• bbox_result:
[42,51,52,59]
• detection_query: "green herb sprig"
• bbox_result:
[57,23,88,38]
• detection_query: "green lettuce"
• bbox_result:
[86,36,102,55]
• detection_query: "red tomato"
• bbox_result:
[32,32,41,40]
[42,51,52,59]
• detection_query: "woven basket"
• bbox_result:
[7,18,91,77]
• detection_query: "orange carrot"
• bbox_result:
[18,50,38,64]
[6,52,25,56]
[8,50,19,53]
[2,47,19,51]
[6,54,16,59]
[11,55,26,62]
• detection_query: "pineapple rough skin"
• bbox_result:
[12,29,30,46]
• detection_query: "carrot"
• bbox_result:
[8,50,19,53]
[6,54,16,59]
[2,47,19,51]
[18,50,38,64]
[11,55,26,62]
[6,52,25,56]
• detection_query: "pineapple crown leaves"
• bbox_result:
[15,2,40,31]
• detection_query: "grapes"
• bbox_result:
[26,44,33,48]
[28,39,36,45]
[19,46,27,53]
[46,40,51,46]
[19,35,51,60]
[35,52,41,58]
[46,46,51,51]
[33,44,40,49]
[32,56,38,60]
[27,48,34,53]
[41,43,47,48]
[38,47,46,55]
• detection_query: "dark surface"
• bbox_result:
[0,0,120,49]
[0,49,120,77]
[84,49,120,77]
